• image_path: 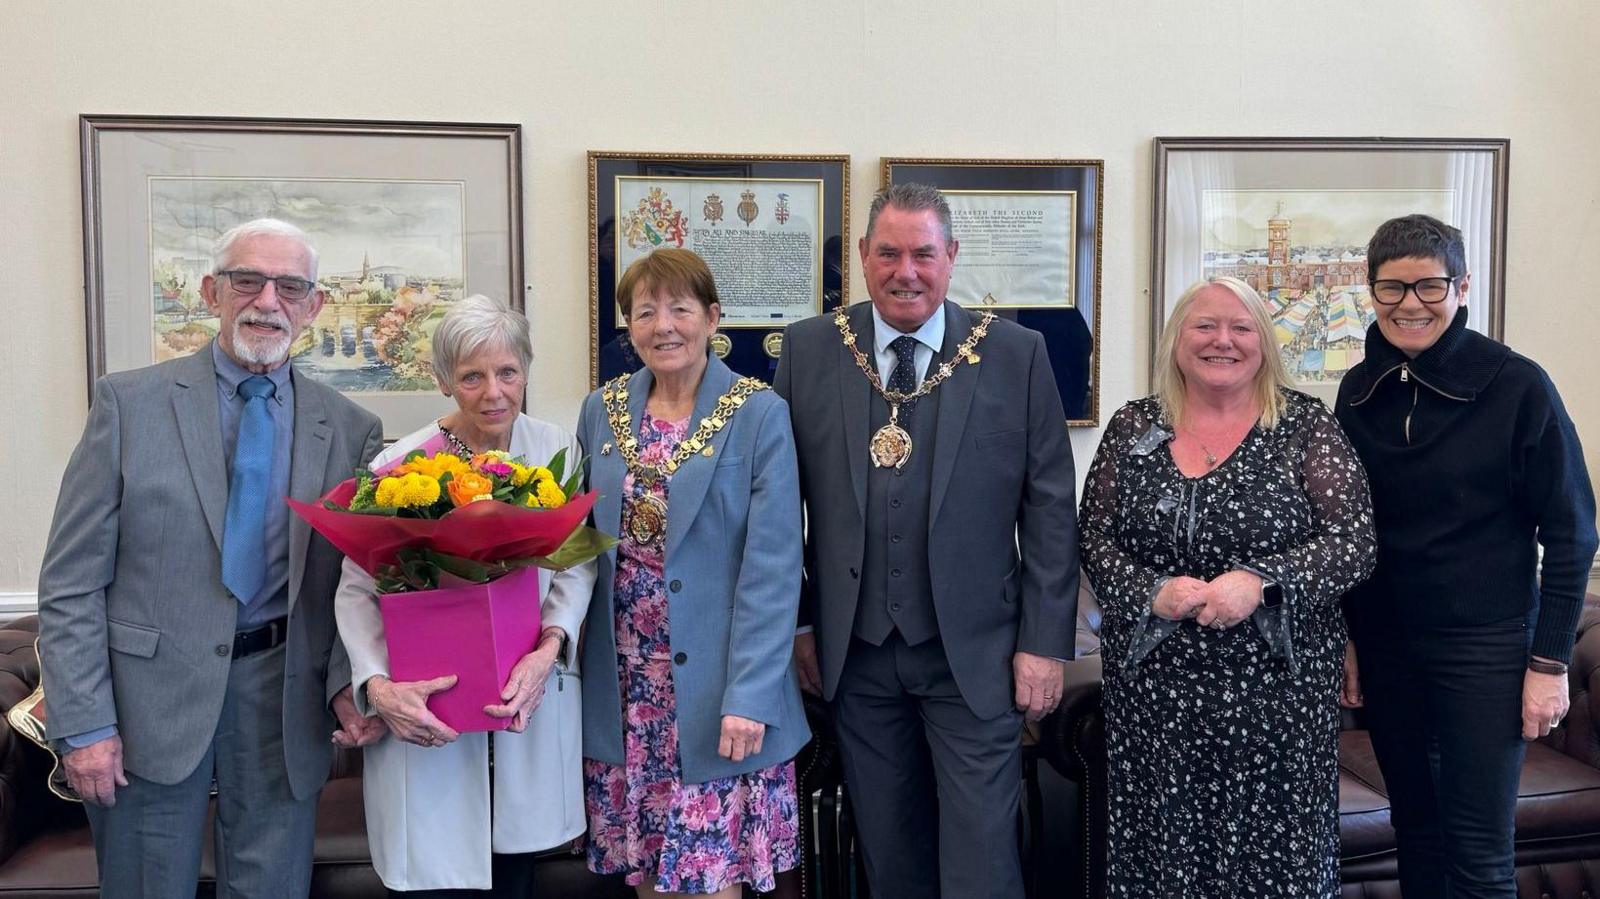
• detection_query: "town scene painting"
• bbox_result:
[149,177,466,394]
[1200,189,1455,384]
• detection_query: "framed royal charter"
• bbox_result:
[589,151,850,386]
[881,157,1104,426]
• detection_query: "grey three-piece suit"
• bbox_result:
[774,300,1080,897]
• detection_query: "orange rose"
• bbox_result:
[446,471,494,507]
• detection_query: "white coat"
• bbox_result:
[334,415,596,891]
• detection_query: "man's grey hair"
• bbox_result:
[864,182,954,245]
[431,294,534,391]
[212,218,320,278]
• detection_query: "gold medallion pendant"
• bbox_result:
[626,493,669,545]
[870,422,913,470]
[831,305,994,471]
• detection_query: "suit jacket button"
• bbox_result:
[215,644,230,657]
[673,652,687,665]
[669,579,682,593]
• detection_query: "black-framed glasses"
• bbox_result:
[1369,277,1456,306]
[218,269,316,302]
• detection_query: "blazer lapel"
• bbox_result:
[590,371,642,558]
[664,358,737,559]
[172,349,228,553]
[929,301,979,524]
[838,302,873,517]
[287,369,333,612]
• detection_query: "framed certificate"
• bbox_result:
[1152,136,1509,399]
[881,158,1104,426]
[81,115,524,439]
[589,151,849,385]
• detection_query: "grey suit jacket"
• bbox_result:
[577,357,811,783]
[773,300,1080,719]
[37,345,383,799]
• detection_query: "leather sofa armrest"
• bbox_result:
[0,615,71,865]
[1560,596,1600,769]
[1037,654,1104,782]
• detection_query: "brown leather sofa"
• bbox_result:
[1041,594,1600,899]
[0,615,631,898]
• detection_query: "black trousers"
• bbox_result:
[1353,615,1530,899]
[387,851,539,898]
[833,634,1024,899]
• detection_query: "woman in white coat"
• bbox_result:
[335,295,596,896]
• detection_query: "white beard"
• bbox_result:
[231,312,293,367]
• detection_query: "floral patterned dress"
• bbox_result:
[583,412,800,894]
[1079,391,1376,898]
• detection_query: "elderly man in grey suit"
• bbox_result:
[38,218,387,898]
[773,183,1080,898]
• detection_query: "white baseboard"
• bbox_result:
[0,592,39,620]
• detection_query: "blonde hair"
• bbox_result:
[1154,275,1290,429]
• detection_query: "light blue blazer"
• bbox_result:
[577,357,810,783]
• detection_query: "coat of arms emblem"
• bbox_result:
[736,190,760,227]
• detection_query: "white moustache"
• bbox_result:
[238,312,289,331]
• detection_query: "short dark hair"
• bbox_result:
[615,248,719,319]
[1366,214,1467,279]
[865,182,954,245]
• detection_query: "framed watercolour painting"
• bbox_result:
[589,151,849,386]
[882,157,1104,426]
[1152,137,1508,400]
[81,115,524,438]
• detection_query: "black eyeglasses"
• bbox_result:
[217,269,316,302]
[1369,277,1456,306]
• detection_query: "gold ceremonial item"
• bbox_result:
[833,305,995,468]
[625,493,670,545]
[603,372,766,542]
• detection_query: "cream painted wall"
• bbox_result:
[3,0,1598,605]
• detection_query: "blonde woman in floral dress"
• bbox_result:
[577,249,809,897]
[1080,277,1377,898]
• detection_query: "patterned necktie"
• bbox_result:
[889,335,921,419]
[222,375,275,603]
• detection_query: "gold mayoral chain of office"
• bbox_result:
[833,304,995,470]
[602,371,768,545]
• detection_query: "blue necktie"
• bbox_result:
[222,376,275,603]
[889,335,921,420]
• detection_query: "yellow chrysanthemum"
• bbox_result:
[534,478,567,509]
[509,463,533,487]
[394,453,468,479]
[374,472,441,508]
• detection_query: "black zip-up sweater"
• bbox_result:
[1335,311,1597,663]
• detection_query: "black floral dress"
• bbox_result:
[1079,391,1376,898]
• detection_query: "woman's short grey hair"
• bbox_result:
[430,294,534,391]
[864,183,954,245]
[213,218,319,277]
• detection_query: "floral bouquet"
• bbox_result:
[288,436,615,732]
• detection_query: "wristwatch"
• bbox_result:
[1260,577,1283,609]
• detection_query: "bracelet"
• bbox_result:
[1528,658,1569,676]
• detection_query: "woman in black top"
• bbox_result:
[1335,214,1598,899]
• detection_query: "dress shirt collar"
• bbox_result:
[212,340,292,405]
[870,302,946,357]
